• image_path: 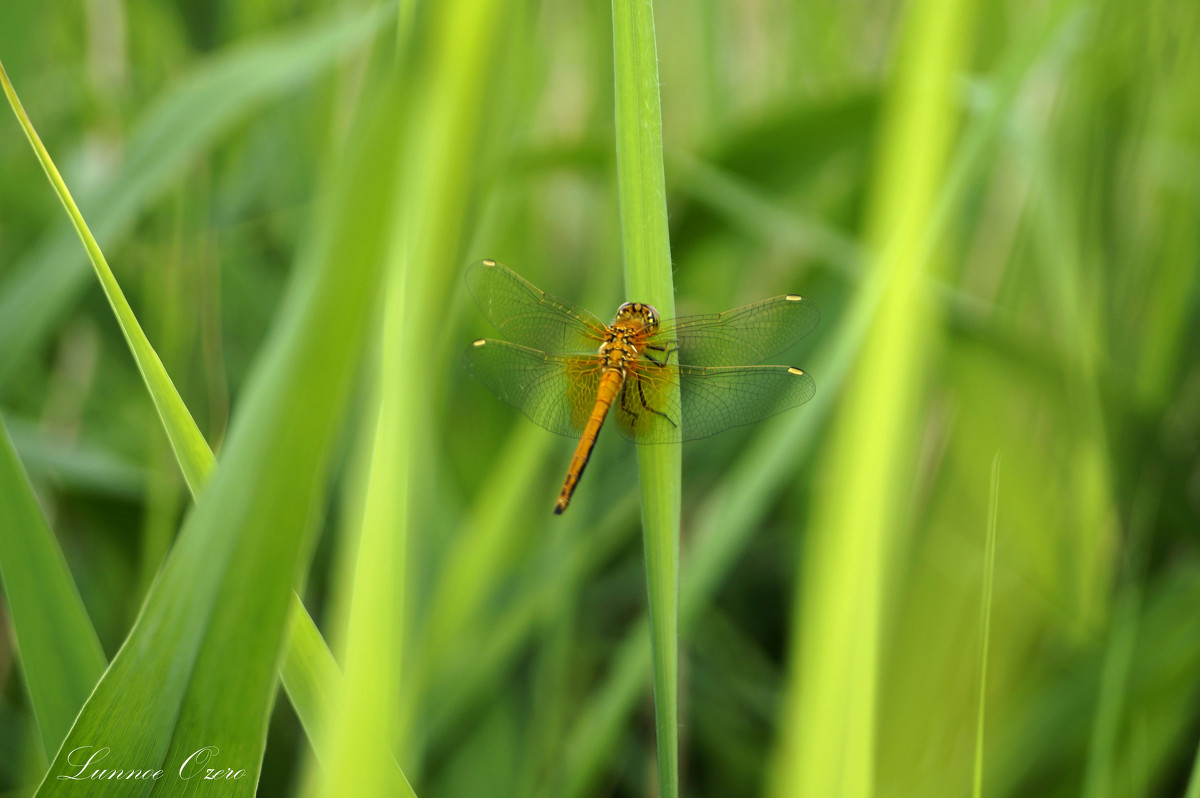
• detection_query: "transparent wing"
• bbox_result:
[466,259,607,354]
[612,363,816,444]
[655,294,820,366]
[464,339,603,438]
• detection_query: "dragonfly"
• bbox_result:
[464,259,819,514]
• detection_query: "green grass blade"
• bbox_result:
[1081,470,1153,798]
[6,416,146,499]
[283,598,416,797]
[280,605,342,766]
[30,69,400,797]
[312,382,416,798]
[770,0,977,793]
[313,325,412,798]
[423,425,554,663]
[1080,575,1140,798]
[611,1,680,796]
[1186,738,1200,798]
[0,58,214,491]
[0,6,391,390]
[319,0,513,790]
[0,415,107,763]
[973,455,1001,798]
[426,494,640,760]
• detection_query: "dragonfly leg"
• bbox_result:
[642,340,678,367]
[637,378,677,428]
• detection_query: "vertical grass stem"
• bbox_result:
[611,1,681,796]
[973,454,1001,798]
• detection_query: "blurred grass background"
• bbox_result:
[1,0,1199,797]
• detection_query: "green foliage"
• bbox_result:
[1,0,1199,796]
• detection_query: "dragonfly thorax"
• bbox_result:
[598,333,639,373]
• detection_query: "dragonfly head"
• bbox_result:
[614,302,660,333]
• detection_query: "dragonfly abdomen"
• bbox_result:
[553,368,625,514]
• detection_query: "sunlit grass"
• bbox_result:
[770,0,976,792]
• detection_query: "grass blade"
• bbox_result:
[0,6,392,390]
[6,415,146,499]
[283,598,417,797]
[770,0,977,793]
[611,1,680,796]
[973,455,1001,798]
[1186,739,1200,798]
[318,0,514,789]
[0,58,213,490]
[0,415,107,763]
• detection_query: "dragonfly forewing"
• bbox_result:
[466,260,607,355]
[657,294,820,367]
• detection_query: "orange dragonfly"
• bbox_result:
[465,259,818,514]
